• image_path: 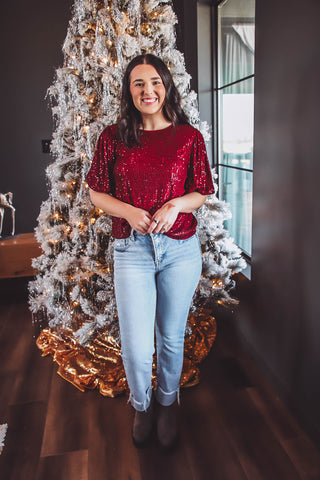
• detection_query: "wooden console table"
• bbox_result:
[0,233,41,279]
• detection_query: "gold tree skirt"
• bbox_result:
[36,309,217,397]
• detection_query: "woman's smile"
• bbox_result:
[141,97,158,104]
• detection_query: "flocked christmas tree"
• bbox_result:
[29,0,246,396]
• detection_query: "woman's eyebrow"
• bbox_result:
[132,76,161,83]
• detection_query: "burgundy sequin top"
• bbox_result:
[86,123,214,239]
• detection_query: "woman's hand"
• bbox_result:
[147,193,207,234]
[88,189,206,236]
[147,202,180,234]
[125,205,152,235]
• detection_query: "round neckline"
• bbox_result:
[140,123,173,133]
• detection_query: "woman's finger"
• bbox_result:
[147,217,158,234]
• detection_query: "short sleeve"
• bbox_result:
[185,129,215,195]
[86,126,116,193]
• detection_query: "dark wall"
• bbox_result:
[234,0,320,446]
[173,0,198,93]
[0,0,73,234]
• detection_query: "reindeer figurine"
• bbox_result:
[0,192,15,238]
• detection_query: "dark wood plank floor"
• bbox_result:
[1,278,320,480]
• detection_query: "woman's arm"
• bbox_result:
[147,192,207,234]
[89,188,152,235]
[168,191,207,213]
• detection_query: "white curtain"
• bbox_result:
[223,24,255,92]
[233,24,255,53]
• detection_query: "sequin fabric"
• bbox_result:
[86,123,215,239]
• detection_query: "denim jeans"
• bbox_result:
[113,230,202,412]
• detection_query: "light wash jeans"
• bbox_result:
[113,230,202,412]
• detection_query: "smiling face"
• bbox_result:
[129,63,167,122]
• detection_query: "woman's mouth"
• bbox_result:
[141,98,158,105]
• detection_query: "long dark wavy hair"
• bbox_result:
[117,54,189,148]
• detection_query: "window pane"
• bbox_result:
[218,166,252,256]
[218,0,255,88]
[219,77,254,170]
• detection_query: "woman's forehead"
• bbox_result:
[130,64,160,82]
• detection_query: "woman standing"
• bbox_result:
[86,54,214,450]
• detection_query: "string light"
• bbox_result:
[212,279,224,288]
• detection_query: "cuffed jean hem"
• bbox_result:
[128,386,152,412]
[155,384,180,406]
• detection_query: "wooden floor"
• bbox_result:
[1,278,320,480]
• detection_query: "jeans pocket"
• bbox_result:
[114,237,131,252]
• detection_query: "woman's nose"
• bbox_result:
[143,82,154,94]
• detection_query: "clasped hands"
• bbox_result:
[126,202,180,235]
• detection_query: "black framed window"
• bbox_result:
[198,0,255,261]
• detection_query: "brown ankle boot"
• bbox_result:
[132,397,154,447]
[156,402,178,451]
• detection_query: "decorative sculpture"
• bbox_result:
[0,192,15,238]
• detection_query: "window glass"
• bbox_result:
[217,0,255,258]
[218,0,255,87]
[218,77,254,170]
[218,166,252,256]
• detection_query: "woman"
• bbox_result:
[86,54,214,450]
